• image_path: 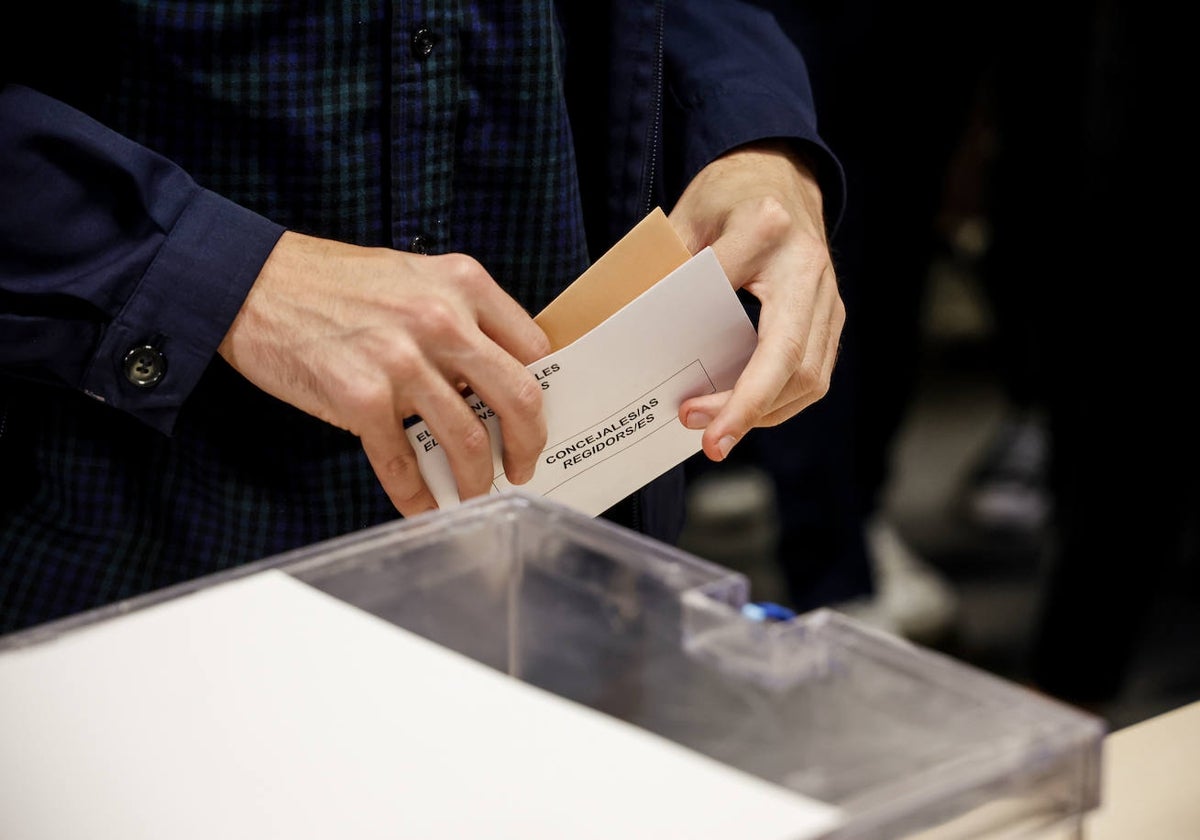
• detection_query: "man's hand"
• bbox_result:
[217,232,551,515]
[669,140,844,462]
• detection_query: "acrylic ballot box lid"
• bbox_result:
[0,492,1103,839]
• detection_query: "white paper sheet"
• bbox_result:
[407,246,757,515]
[0,571,843,840]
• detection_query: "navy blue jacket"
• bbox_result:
[0,1,843,629]
[556,2,844,536]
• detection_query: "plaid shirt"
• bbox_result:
[3,0,844,635]
[0,1,591,633]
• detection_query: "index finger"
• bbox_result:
[468,274,554,365]
[695,294,840,460]
[456,341,548,486]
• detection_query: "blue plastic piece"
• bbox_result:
[741,601,797,623]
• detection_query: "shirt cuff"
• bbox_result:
[673,84,847,234]
[80,189,285,435]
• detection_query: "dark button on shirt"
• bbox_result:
[122,345,167,389]
[411,28,438,59]
[408,234,433,255]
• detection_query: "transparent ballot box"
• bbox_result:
[0,492,1103,839]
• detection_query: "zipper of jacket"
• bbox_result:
[628,0,666,536]
[640,0,665,220]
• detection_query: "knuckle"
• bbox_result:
[380,341,423,382]
[795,357,829,399]
[459,421,493,460]
[417,299,464,343]
[443,252,488,289]
[370,449,432,509]
[830,296,847,328]
[751,195,792,239]
[340,374,391,419]
[381,451,420,485]
[510,373,544,419]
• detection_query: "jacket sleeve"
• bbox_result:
[0,83,285,435]
[662,0,847,231]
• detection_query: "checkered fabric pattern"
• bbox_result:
[0,0,591,633]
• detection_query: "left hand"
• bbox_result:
[669,140,844,462]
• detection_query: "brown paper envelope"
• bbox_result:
[534,207,693,352]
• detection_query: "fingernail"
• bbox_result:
[685,411,713,430]
[716,435,737,460]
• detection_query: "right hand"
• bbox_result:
[217,231,552,516]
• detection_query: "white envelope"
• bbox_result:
[406,209,757,516]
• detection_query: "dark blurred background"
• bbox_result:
[680,225,1200,732]
[679,0,1200,732]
